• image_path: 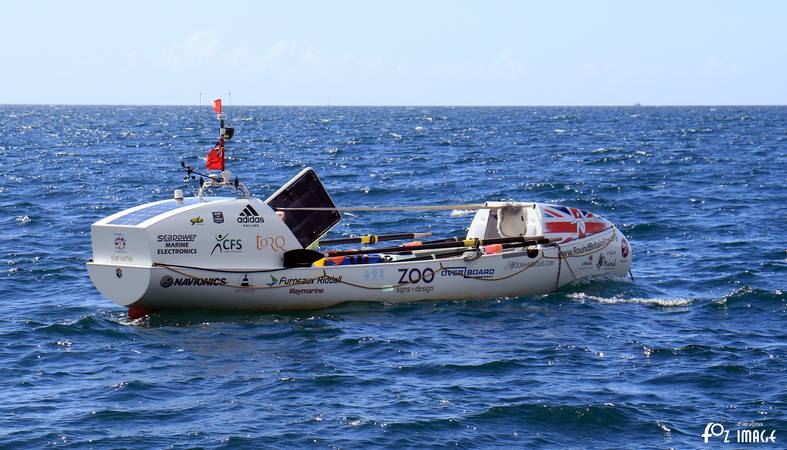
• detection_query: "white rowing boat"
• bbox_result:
[86,102,633,318]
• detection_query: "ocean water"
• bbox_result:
[0,105,784,448]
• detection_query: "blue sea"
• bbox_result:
[0,105,784,448]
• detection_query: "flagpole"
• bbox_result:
[217,115,225,172]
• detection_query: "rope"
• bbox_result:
[157,251,552,291]
[547,228,620,288]
[560,247,578,282]
[555,244,562,290]
[161,264,283,289]
[159,263,407,291]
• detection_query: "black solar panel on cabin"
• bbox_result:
[266,170,340,248]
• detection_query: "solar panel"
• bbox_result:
[108,197,225,226]
[266,169,340,248]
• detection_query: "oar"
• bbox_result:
[274,203,496,212]
[328,236,551,257]
[282,236,552,267]
[318,232,432,246]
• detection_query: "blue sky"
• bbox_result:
[2,1,785,105]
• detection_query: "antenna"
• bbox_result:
[227,91,232,127]
[180,98,249,199]
[226,92,233,165]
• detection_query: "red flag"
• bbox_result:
[206,138,225,170]
[213,99,222,113]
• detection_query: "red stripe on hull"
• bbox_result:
[585,222,608,234]
[545,222,576,233]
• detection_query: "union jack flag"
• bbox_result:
[541,205,611,242]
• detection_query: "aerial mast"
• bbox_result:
[181,98,247,199]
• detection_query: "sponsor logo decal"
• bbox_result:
[160,275,227,288]
[506,259,555,270]
[212,211,224,224]
[115,268,123,279]
[394,285,434,295]
[256,235,286,252]
[289,288,324,295]
[211,233,242,255]
[397,268,435,284]
[157,234,197,242]
[266,274,342,287]
[156,234,198,255]
[113,233,127,253]
[439,266,495,279]
[160,274,174,288]
[190,216,204,225]
[394,268,436,293]
[561,233,616,258]
[109,233,134,260]
[237,204,264,227]
[596,254,617,270]
[233,274,254,294]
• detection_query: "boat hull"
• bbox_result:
[87,227,631,312]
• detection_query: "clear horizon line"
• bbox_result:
[2,102,786,107]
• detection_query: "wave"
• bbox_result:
[642,343,726,359]
[382,401,660,443]
[32,315,130,338]
[396,359,525,376]
[567,292,693,307]
[706,286,785,307]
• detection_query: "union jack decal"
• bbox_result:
[541,205,611,242]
